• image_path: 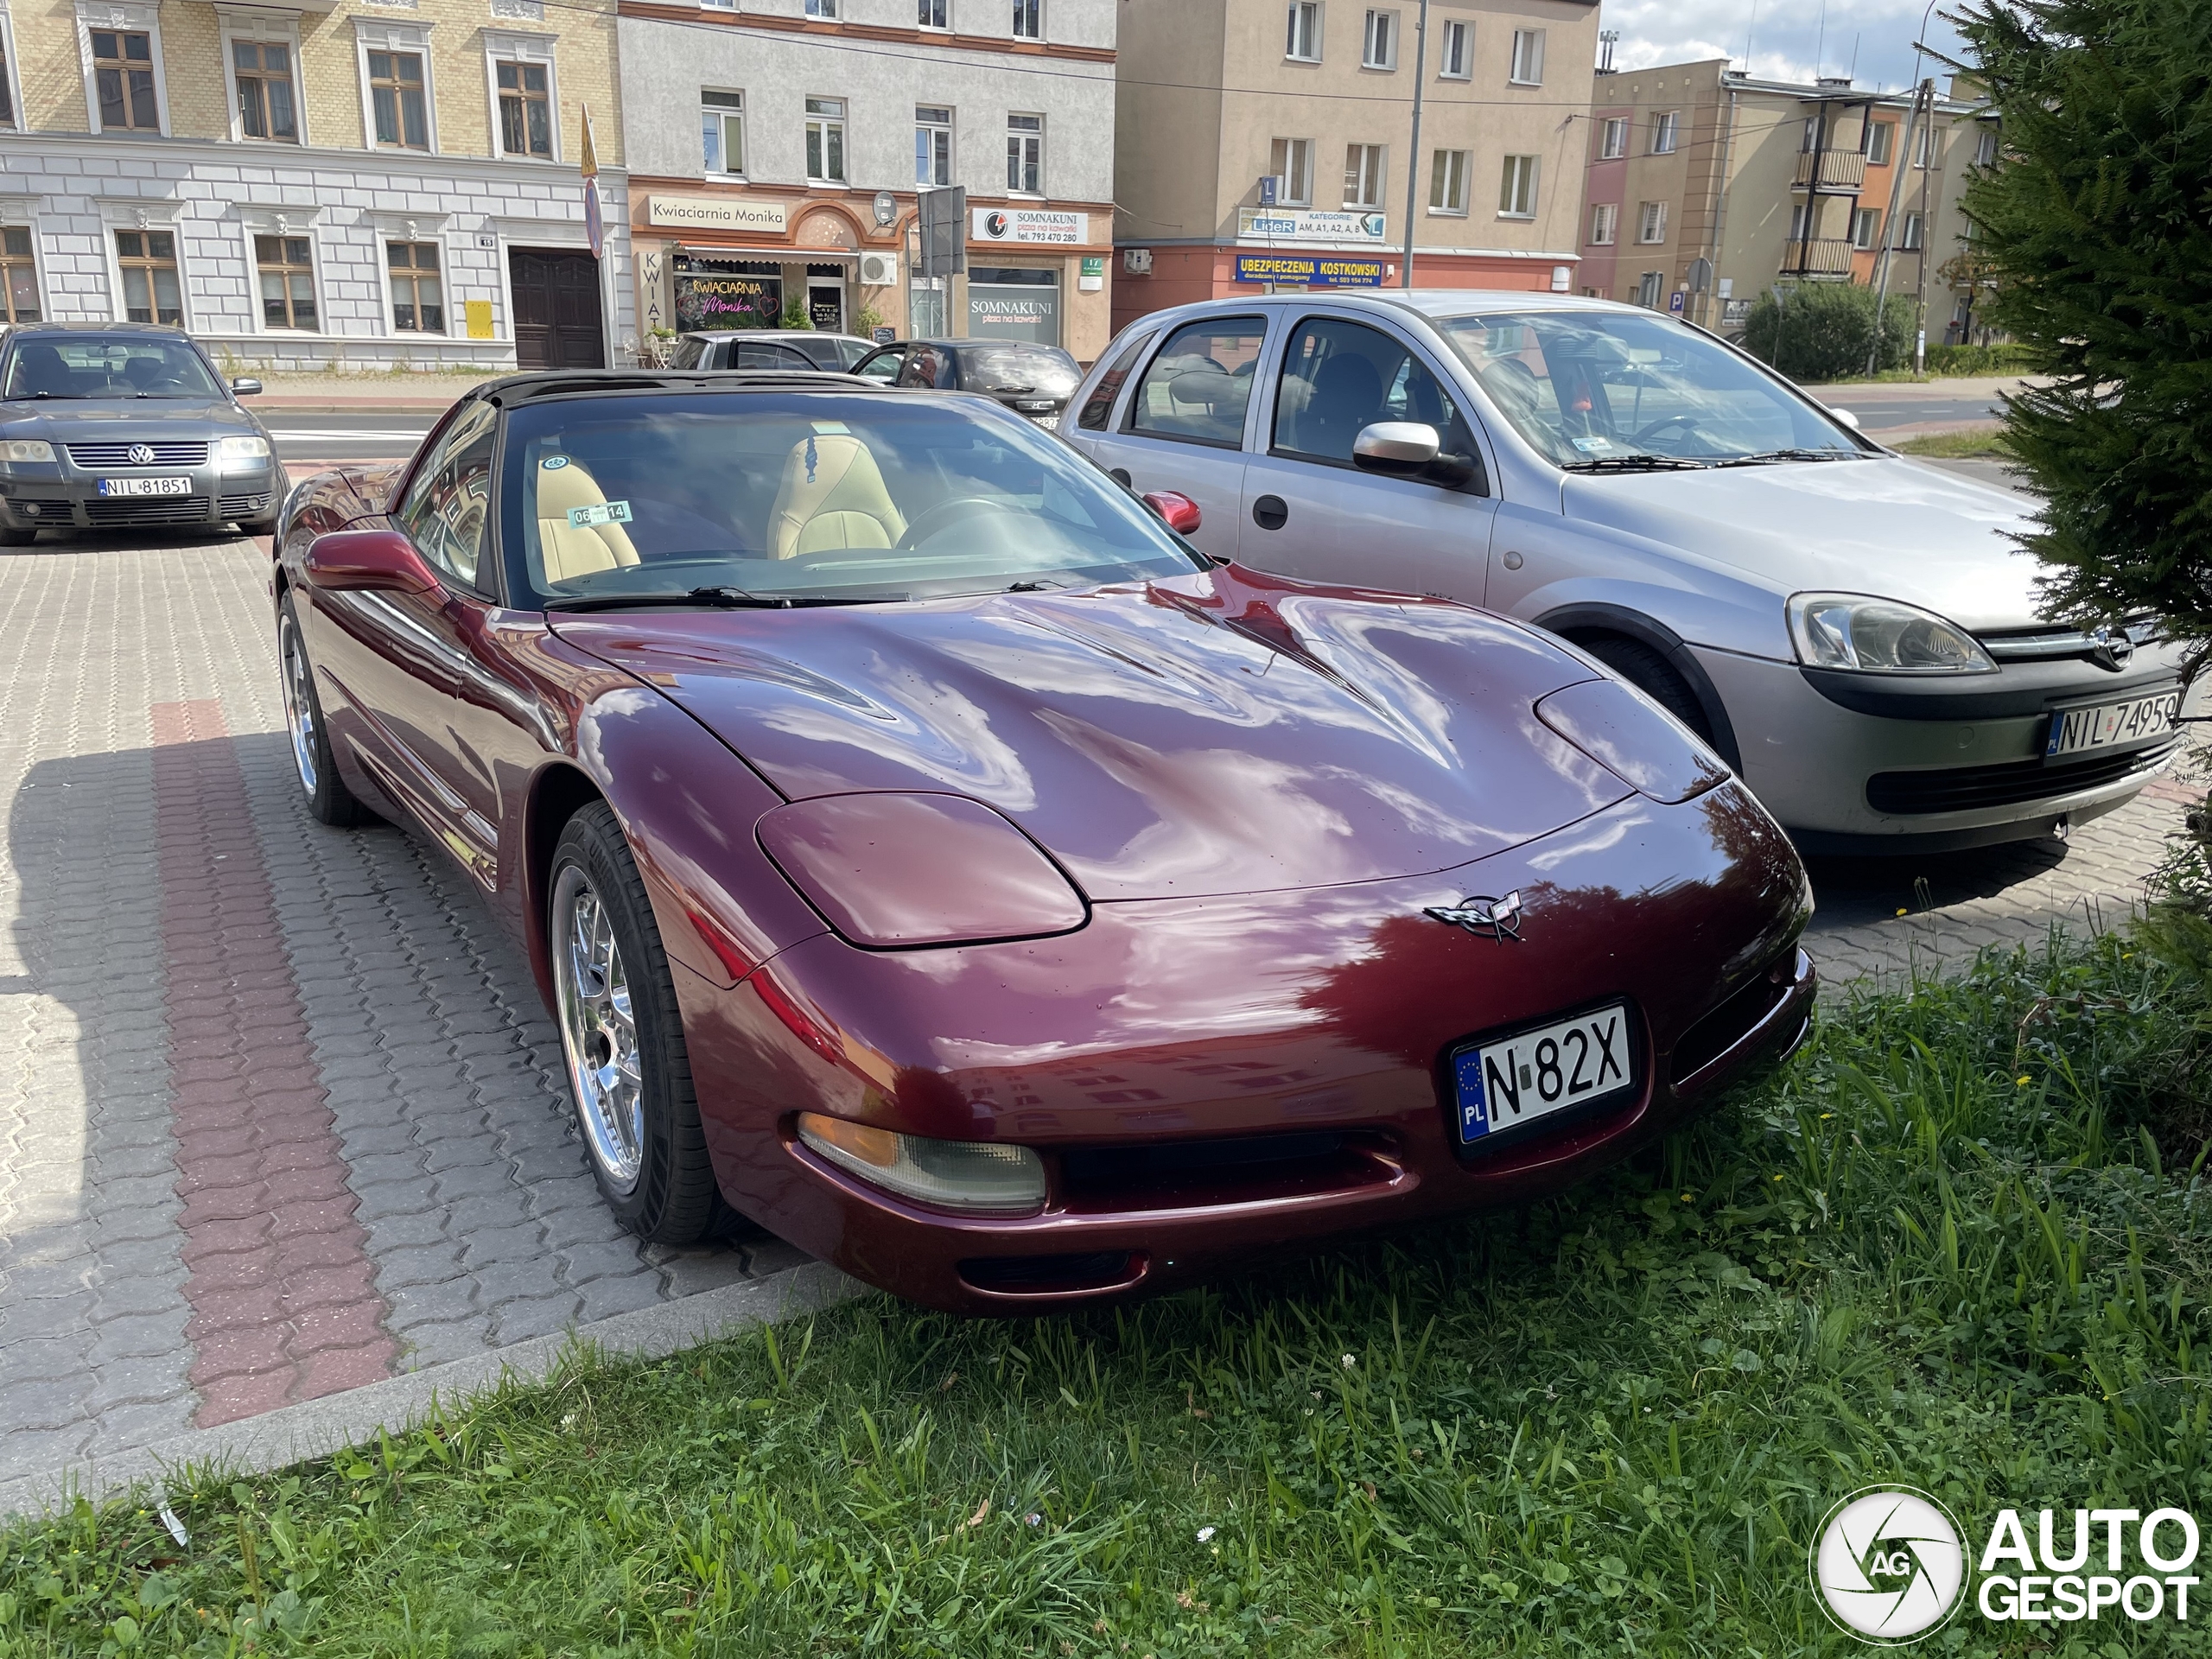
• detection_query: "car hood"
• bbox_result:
[552,569,1632,902]
[0,397,257,437]
[1562,454,2045,632]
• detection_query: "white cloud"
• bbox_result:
[1599,0,1970,95]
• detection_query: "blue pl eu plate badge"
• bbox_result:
[1452,1050,1489,1138]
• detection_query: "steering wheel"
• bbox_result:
[894,496,1022,551]
[1630,412,1713,450]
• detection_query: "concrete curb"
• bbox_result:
[256,401,455,416]
[0,1259,863,1522]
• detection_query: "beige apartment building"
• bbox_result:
[1577,60,1997,342]
[0,0,632,368]
[1111,0,1600,332]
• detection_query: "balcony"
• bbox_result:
[1780,238,1856,277]
[1793,149,1868,192]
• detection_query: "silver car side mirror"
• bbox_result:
[1827,406,1860,430]
[231,377,263,397]
[1352,422,1441,474]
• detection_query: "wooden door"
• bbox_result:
[509,249,605,369]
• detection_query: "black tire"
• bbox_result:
[0,526,35,547]
[548,802,722,1243]
[241,516,278,537]
[277,592,371,827]
[1578,634,1718,747]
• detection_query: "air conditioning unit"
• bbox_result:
[1123,247,1153,276]
[858,251,898,286]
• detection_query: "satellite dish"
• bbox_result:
[873,190,897,227]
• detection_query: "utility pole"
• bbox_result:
[1866,78,1933,377]
[1401,0,1429,288]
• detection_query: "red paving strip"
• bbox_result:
[152,698,397,1427]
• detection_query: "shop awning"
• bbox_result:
[679,244,858,262]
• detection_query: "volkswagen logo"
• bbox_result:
[127,443,156,466]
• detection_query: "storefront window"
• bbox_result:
[967,264,1059,346]
[671,254,782,331]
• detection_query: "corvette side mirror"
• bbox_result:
[1352,422,1441,476]
[1141,490,1203,536]
[305,527,439,594]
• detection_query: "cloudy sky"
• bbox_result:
[1602,0,1972,94]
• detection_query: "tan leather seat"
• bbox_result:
[535,457,640,583]
[767,432,906,560]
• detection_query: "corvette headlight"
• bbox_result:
[214,435,272,467]
[797,1112,1046,1214]
[1,440,53,463]
[1787,593,1996,674]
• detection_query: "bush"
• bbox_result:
[1738,282,1919,380]
[1921,340,2036,376]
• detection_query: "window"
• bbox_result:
[1362,10,1395,69]
[1439,18,1469,78]
[0,228,38,323]
[1850,207,1882,251]
[92,29,158,132]
[232,41,297,143]
[368,50,428,149]
[1588,202,1618,245]
[1428,149,1469,214]
[114,230,181,326]
[1787,202,1809,242]
[1975,127,1998,167]
[918,0,946,23]
[1128,317,1267,447]
[1637,200,1666,244]
[496,60,551,157]
[702,89,743,174]
[804,0,837,15]
[1285,1,1319,60]
[1900,210,1924,251]
[1509,28,1543,85]
[255,234,316,330]
[1599,117,1627,159]
[1273,317,1476,480]
[1012,0,1040,38]
[0,34,14,130]
[1269,137,1313,206]
[1498,153,1537,217]
[398,403,495,589]
[1913,122,1932,167]
[1007,112,1043,194]
[387,241,443,333]
[1650,111,1678,155]
[1076,327,1155,431]
[1344,143,1385,209]
[1636,270,1662,308]
[806,96,847,181]
[916,104,950,186]
[1801,117,1819,153]
[1865,121,1893,165]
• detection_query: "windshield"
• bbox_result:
[958,345,1080,397]
[3,337,224,400]
[1433,310,1861,467]
[500,393,1203,607]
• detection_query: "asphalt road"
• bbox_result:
[261,410,436,463]
[1819,389,2012,431]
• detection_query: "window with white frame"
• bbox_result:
[916,104,951,187]
[1007,111,1043,193]
[1599,117,1627,159]
[1509,28,1543,85]
[495,57,552,157]
[387,240,443,332]
[1901,210,1924,251]
[1975,127,1997,167]
[918,0,946,25]
[228,31,300,143]
[1362,9,1395,68]
[1851,206,1882,250]
[702,89,742,174]
[1865,120,1893,165]
[1428,149,1469,213]
[1438,17,1469,78]
[1012,0,1040,38]
[1637,200,1666,243]
[1637,270,1662,308]
[1913,122,1932,166]
[804,0,837,16]
[92,28,161,131]
[698,0,734,10]
[0,29,16,130]
[1588,201,1618,245]
[115,229,181,325]
[1269,137,1313,205]
[1497,153,1537,216]
[806,96,846,181]
[1285,1,1319,61]
[1343,143,1384,208]
[1788,202,1809,242]
[1650,111,1678,154]
[365,44,429,149]
[1800,117,1819,153]
[0,228,38,321]
[255,233,317,329]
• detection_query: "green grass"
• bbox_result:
[6,937,2212,1656]
[1895,426,2016,459]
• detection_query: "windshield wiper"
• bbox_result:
[1711,448,1867,467]
[544,585,908,613]
[1560,454,1712,473]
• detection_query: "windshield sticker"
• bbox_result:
[566,500,633,529]
[1571,436,1616,453]
[810,421,851,435]
[541,455,570,470]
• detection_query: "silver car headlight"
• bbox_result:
[1787,593,1997,675]
[2,440,53,462]
[213,435,271,467]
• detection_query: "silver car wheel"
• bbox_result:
[552,863,645,1194]
[280,613,318,798]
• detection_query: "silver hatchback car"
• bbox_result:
[1064,291,2183,854]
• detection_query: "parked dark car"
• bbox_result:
[273,369,1814,1313]
[853,339,1083,429]
[0,322,277,543]
[670,331,876,372]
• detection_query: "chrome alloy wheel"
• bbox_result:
[279,613,318,797]
[552,864,645,1193]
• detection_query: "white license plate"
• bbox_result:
[1450,1003,1636,1145]
[1029,415,1059,430]
[2044,690,2181,759]
[98,476,192,498]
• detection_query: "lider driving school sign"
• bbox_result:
[1234,253,1386,288]
[1237,207,1388,244]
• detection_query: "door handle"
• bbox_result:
[1252,494,1289,531]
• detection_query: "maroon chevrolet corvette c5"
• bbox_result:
[271,370,1815,1313]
